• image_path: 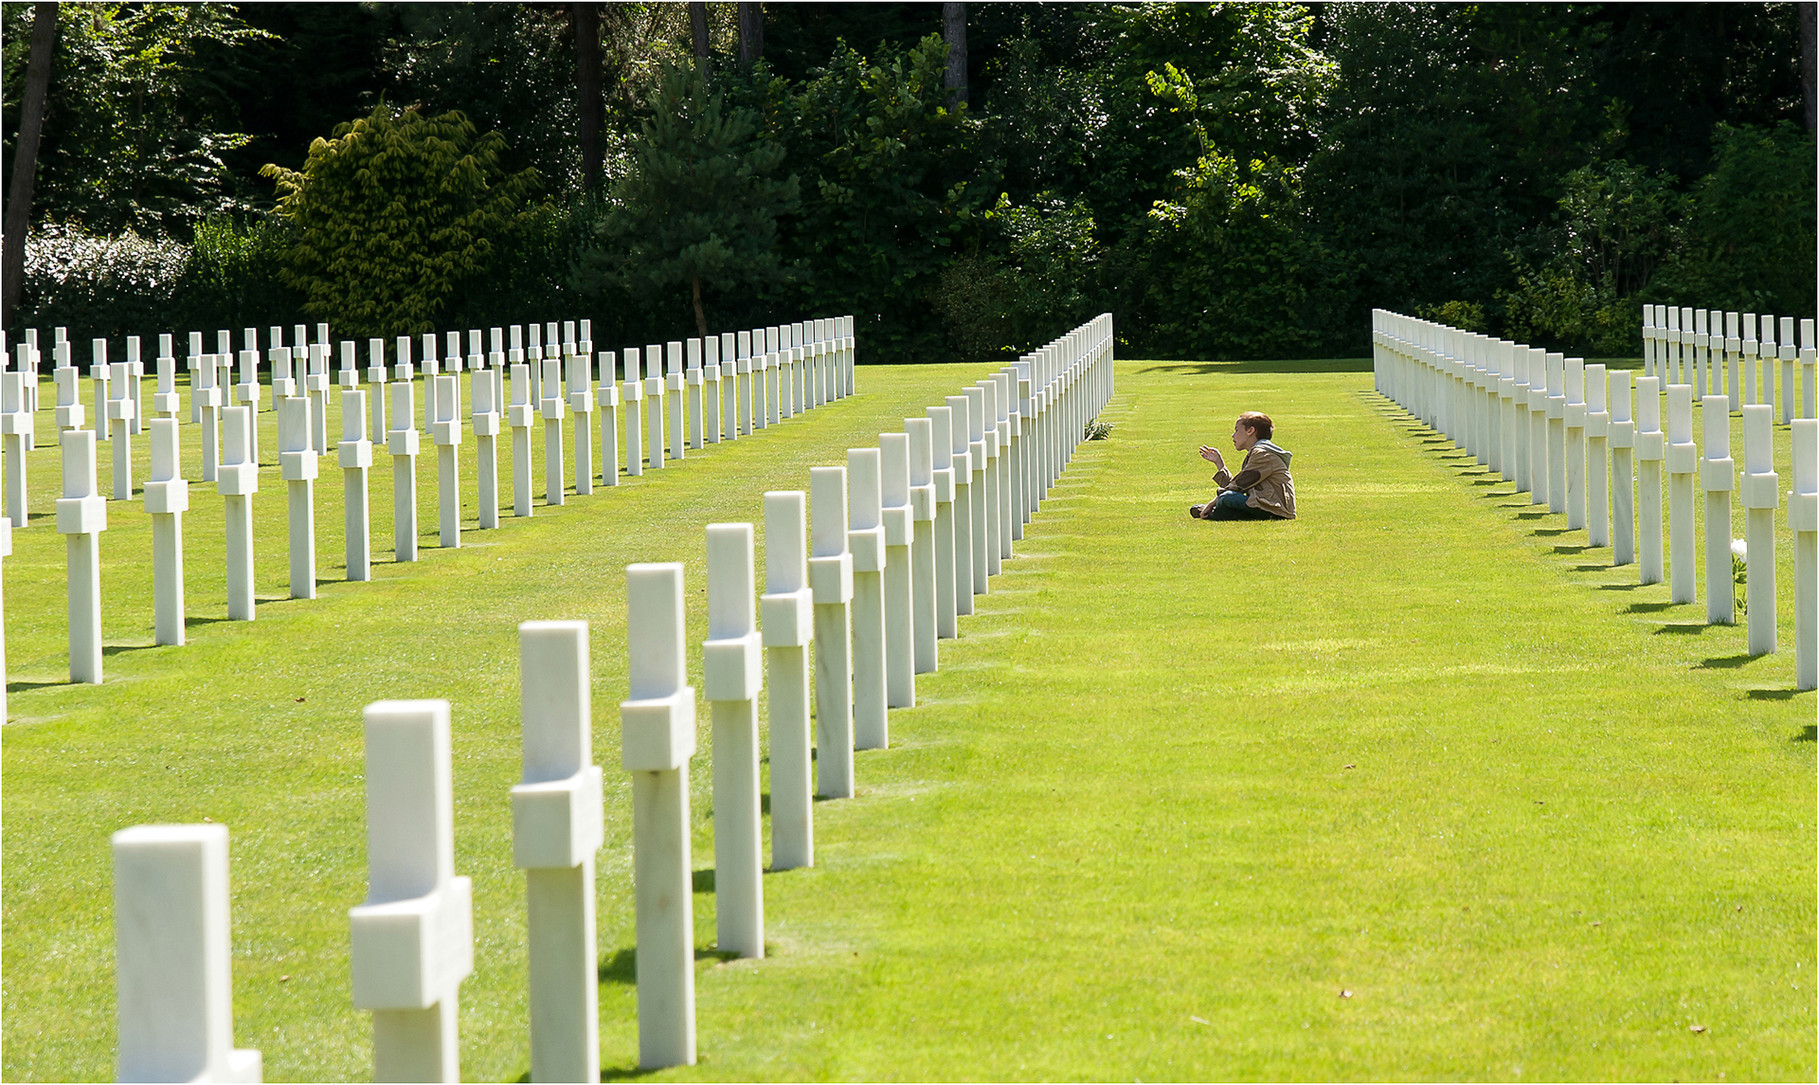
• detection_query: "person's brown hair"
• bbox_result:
[1237,411,1273,440]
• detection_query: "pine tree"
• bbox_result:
[579,63,799,336]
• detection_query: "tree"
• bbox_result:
[576,63,798,337]
[3,1,58,325]
[6,3,271,237]
[943,3,967,108]
[572,2,604,191]
[738,2,764,68]
[261,104,539,338]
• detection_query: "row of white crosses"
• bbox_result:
[100,314,1116,1082]
[1372,309,1816,690]
[1642,304,1818,422]
[6,316,852,688]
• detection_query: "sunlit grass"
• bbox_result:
[3,357,1811,1082]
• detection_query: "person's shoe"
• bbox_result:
[1189,504,1205,519]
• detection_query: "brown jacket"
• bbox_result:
[1214,440,1296,519]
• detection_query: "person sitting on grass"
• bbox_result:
[1190,411,1296,521]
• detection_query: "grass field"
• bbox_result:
[3,357,1812,1082]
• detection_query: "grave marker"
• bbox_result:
[762,491,815,870]
[155,336,181,421]
[235,349,261,466]
[307,343,330,454]
[926,406,960,637]
[735,333,753,437]
[2,371,31,526]
[432,374,462,547]
[566,351,594,496]
[219,406,257,621]
[1635,375,1665,584]
[1699,394,1735,624]
[1738,405,1778,652]
[848,448,889,750]
[665,342,686,462]
[703,337,722,445]
[620,564,698,1070]
[945,395,978,611]
[278,395,318,599]
[349,700,474,1083]
[512,621,604,1084]
[644,354,666,471]
[92,339,112,442]
[1779,316,1797,424]
[195,351,220,483]
[340,390,373,581]
[685,340,704,450]
[539,358,565,505]
[1545,353,1567,515]
[1790,418,1817,689]
[1665,385,1697,604]
[1564,357,1586,530]
[809,466,856,798]
[974,381,1002,576]
[387,382,420,564]
[719,333,738,441]
[1801,319,1816,420]
[597,353,620,486]
[509,363,535,516]
[705,524,764,958]
[112,824,262,1084]
[1723,312,1742,412]
[1757,314,1777,416]
[59,429,106,681]
[960,389,989,593]
[470,369,500,530]
[1608,370,1635,567]
[624,348,645,478]
[108,361,140,500]
[880,432,918,705]
[1585,363,1608,547]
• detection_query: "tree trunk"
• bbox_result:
[691,275,708,339]
[942,3,967,109]
[572,2,604,191]
[1801,0,1816,133]
[690,2,711,74]
[3,2,60,327]
[737,2,763,69]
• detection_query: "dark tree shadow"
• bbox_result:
[1697,653,1753,670]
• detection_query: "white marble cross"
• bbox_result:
[387,381,420,563]
[279,394,318,598]
[761,491,814,870]
[513,620,604,1084]
[879,431,917,705]
[340,388,373,580]
[113,824,262,1083]
[58,428,106,681]
[809,466,855,797]
[349,700,474,1083]
[704,524,764,958]
[620,564,698,1070]
[847,448,888,750]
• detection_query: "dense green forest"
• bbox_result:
[3,2,1814,361]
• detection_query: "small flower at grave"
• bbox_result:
[1731,539,1747,617]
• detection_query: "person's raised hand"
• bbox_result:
[1198,444,1224,468]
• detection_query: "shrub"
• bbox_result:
[16,223,190,343]
[262,105,541,340]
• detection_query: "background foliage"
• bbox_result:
[4,1,1814,359]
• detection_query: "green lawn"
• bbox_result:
[3,357,1812,1082]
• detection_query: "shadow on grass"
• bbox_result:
[184,615,235,628]
[1532,527,1571,536]
[102,641,162,657]
[1793,723,1816,739]
[692,867,715,894]
[1592,575,1642,585]
[6,678,68,693]
[1654,622,1712,635]
[1515,510,1549,519]
[1142,358,1372,375]
[1554,543,1592,554]
[1698,653,1754,670]
[1626,600,1675,612]
[1467,478,1504,487]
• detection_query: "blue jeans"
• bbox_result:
[1207,490,1276,520]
